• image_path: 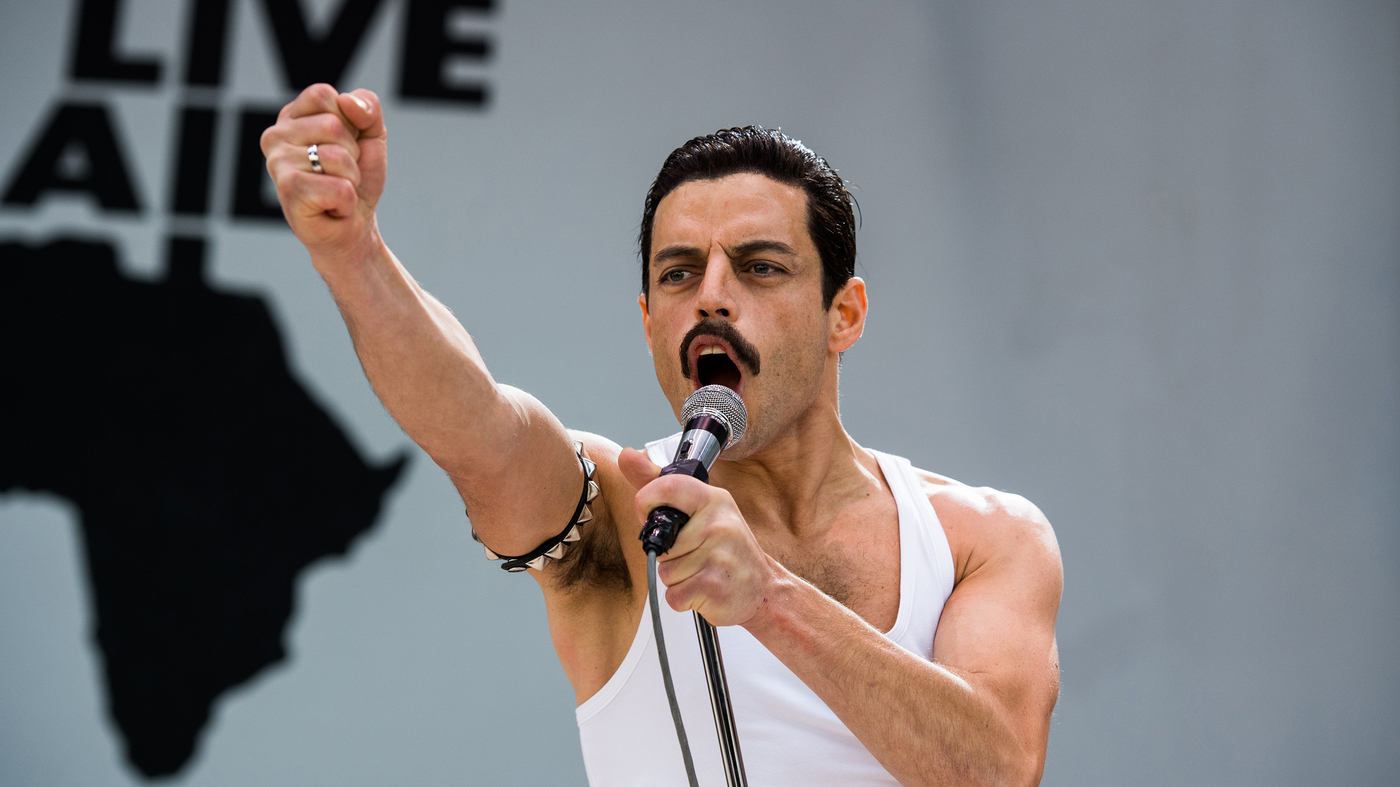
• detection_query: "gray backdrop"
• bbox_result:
[1,0,1396,784]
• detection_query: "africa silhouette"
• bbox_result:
[0,237,407,778]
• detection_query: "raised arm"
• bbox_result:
[260,84,582,555]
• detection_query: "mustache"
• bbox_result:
[679,319,762,380]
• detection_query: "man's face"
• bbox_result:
[640,172,835,458]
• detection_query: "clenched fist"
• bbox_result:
[260,83,387,263]
[619,447,778,628]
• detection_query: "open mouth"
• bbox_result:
[696,346,743,391]
[679,319,760,395]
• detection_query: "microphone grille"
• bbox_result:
[681,385,748,448]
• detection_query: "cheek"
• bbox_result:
[771,309,829,367]
[649,326,679,369]
[755,317,828,391]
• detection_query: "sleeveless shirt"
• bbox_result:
[574,436,956,786]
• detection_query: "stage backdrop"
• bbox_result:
[1,0,1396,785]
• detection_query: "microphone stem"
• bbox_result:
[694,612,749,787]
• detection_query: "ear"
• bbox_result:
[638,292,652,347]
[828,276,867,353]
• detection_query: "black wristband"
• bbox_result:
[470,441,600,573]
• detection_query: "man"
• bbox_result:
[261,84,1062,786]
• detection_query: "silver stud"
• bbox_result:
[505,564,529,573]
[545,542,567,559]
[574,440,583,454]
[576,504,593,524]
[484,546,500,560]
[562,525,582,543]
[581,456,596,477]
[586,480,600,502]
[526,555,550,571]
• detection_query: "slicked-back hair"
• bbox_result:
[639,127,857,309]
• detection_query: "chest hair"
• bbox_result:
[766,534,900,632]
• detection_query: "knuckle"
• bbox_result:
[698,573,726,604]
[709,549,736,576]
[310,113,344,138]
[664,586,687,612]
[269,151,300,178]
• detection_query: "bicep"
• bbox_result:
[451,385,584,556]
[931,511,1062,750]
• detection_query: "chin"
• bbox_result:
[717,420,769,462]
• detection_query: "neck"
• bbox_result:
[708,364,882,539]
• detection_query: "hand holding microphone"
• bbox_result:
[624,384,753,787]
[639,384,748,555]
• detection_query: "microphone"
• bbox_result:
[639,385,748,555]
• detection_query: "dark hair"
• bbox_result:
[639,126,857,308]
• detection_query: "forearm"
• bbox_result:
[311,225,521,476]
[262,84,585,549]
[743,567,1032,787]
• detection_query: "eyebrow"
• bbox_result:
[652,239,797,265]
[728,240,797,259]
[652,244,704,264]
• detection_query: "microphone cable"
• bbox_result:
[639,384,749,787]
[648,549,701,787]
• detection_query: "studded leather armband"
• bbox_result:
[470,441,600,572]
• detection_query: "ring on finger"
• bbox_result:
[307,144,323,174]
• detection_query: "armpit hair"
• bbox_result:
[550,504,632,595]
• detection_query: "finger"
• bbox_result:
[270,142,360,189]
[664,575,700,613]
[281,84,359,145]
[655,527,719,585]
[618,447,661,491]
[273,113,362,160]
[661,563,735,619]
[277,169,359,219]
[336,90,387,207]
[632,472,712,523]
[279,83,342,123]
[660,501,719,560]
[660,534,766,625]
[338,89,386,140]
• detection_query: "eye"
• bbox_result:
[660,268,690,284]
[749,261,780,276]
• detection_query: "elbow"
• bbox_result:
[912,738,1043,787]
[962,734,1046,787]
[998,742,1047,787]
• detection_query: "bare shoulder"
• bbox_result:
[910,467,1063,773]
[910,466,1061,588]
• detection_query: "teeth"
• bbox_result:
[700,346,725,356]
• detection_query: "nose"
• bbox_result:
[696,251,736,320]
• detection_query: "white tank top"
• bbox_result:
[575,436,956,786]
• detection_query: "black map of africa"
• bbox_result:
[0,238,407,778]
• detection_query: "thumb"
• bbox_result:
[337,89,384,139]
[618,447,661,491]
